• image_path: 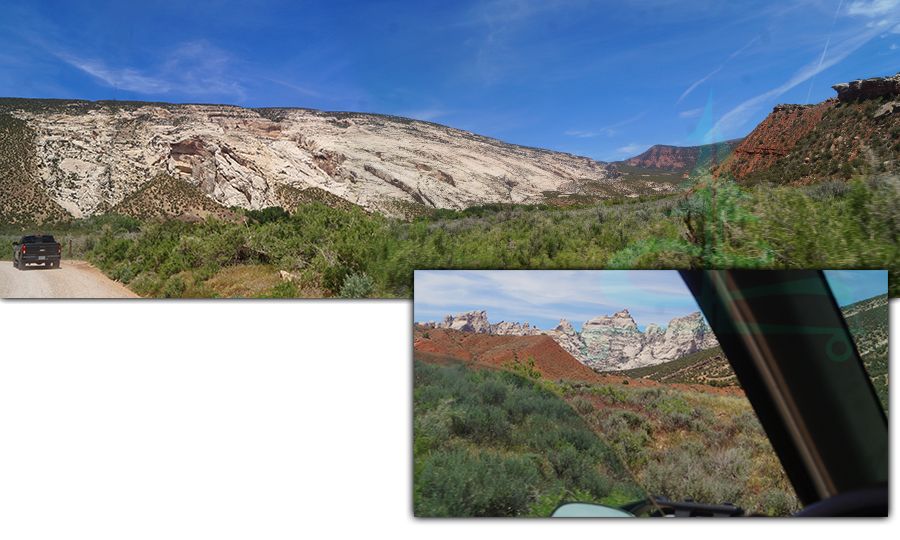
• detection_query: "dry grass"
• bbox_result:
[206,264,282,297]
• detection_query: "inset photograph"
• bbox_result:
[413,270,887,517]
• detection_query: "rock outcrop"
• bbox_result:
[718,71,900,184]
[426,308,719,371]
[832,72,900,102]
[0,98,640,221]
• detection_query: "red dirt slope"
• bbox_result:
[413,325,745,397]
[413,326,606,383]
[722,100,836,179]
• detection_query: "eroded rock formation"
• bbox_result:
[0,99,632,220]
[424,308,719,371]
[832,72,900,102]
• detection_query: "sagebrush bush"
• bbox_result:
[160,275,186,298]
[338,272,375,298]
[416,446,542,517]
[572,396,594,414]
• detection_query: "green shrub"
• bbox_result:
[262,280,299,298]
[756,488,798,517]
[572,396,594,414]
[548,444,612,498]
[338,272,375,298]
[415,447,542,516]
[160,275,187,298]
[642,442,749,506]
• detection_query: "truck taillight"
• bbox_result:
[22,245,26,255]
[58,245,61,254]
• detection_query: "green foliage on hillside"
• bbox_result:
[615,292,887,412]
[30,170,900,297]
[574,383,799,515]
[413,360,643,516]
[415,359,802,516]
[613,346,739,387]
[737,99,900,186]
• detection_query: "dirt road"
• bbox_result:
[0,259,140,298]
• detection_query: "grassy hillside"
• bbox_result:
[20,171,898,298]
[413,360,645,516]
[613,346,738,388]
[109,173,238,222]
[414,358,801,516]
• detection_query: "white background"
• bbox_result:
[0,298,895,537]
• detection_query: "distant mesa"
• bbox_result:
[621,140,744,173]
[419,308,718,371]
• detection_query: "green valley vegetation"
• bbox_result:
[413,358,802,516]
[614,346,737,388]
[4,170,900,297]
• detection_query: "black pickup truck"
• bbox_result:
[12,234,62,270]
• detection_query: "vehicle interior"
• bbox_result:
[552,270,888,517]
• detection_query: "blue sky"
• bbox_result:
[413,270,887,331]
[2,1,898,162]
[414,270,708,331]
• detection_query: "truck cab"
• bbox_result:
[13,234,62,270]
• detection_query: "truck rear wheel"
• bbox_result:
[19,261,26,271]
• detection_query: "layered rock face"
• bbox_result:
[720,71,900,182]
[423,308,718,371]
[724,100,837,178]
[0,99,631,220]
[832,72,900,102]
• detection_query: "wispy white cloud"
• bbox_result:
[57,54,172,94]
[616,143,644,155]
[846,0,900,16]
[804,0,844,105]
[715,19,893,138]
[677,35,759,104]
[399,108,453,122]
[48,40,248,101]
[679,107,705,119]
[568,110,647,140]
[261,77,322,98]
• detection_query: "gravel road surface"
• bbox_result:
[0,259,140,298]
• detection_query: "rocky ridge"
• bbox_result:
[832,72,900,102]
[420,308,719,371]
[718,71,900,183]
[0,98,654,222]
